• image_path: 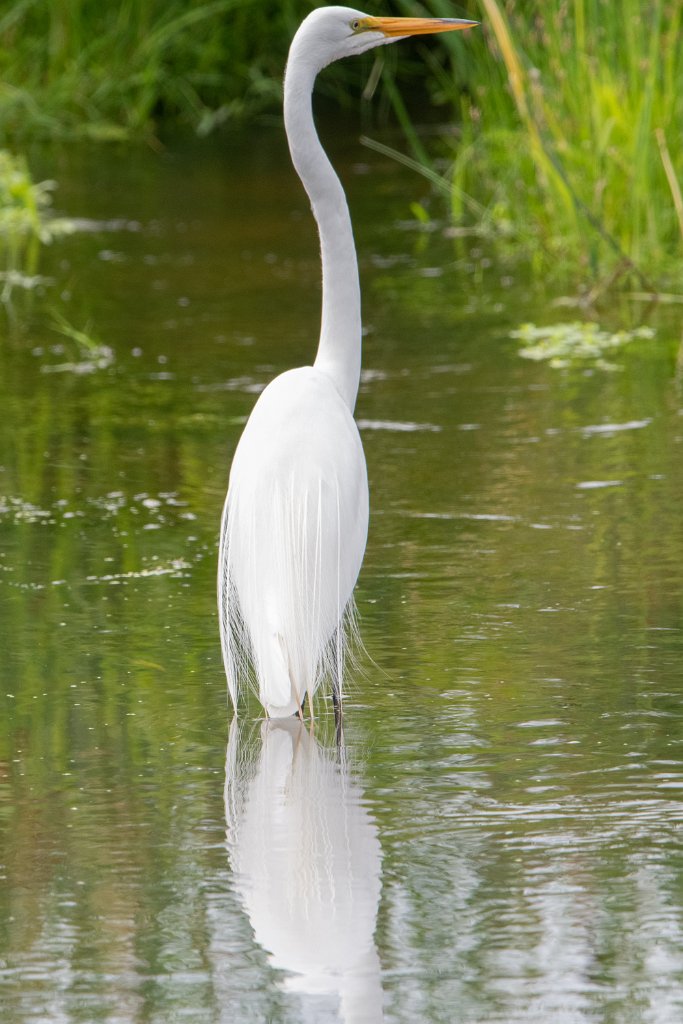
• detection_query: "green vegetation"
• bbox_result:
[0,148,77,306]
[0,0,305,139]
[0,0,681,289]
[0,149,52,302]
[511,321,656,370]
[45,311,115,374]
[404,0,683,288]
[0,149,113,371]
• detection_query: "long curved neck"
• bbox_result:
[283,49,361,412]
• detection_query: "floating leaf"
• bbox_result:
[510,321,655,369]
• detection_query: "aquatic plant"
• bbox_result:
[0,151,116,366]
[511,321,656,370]
[41,311,115,374]
[0,149,56,303]
[0,148,82,310]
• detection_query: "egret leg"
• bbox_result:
[334,694,344,748]
[332,627,343,744]
[331,625,343,714]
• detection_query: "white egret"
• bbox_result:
[218,7,477,719]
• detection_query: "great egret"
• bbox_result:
[218,7,477,719]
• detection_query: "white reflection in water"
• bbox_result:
[225,718,384,1023]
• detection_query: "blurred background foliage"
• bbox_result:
[0,0,681,288]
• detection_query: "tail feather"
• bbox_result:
[258,631,300,717]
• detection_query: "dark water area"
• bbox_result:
[1,125,682,1023]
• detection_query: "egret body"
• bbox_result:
[218,7,476,718]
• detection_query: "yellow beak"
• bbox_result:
[362,16,479,37]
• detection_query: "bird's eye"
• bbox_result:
[351,19,361,31]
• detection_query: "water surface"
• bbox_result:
[1,128,682,1023]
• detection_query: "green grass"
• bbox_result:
[0,0,680,290]
[387,0,683,289]
[0,0,308,139]
[0,0,395,140]
[0,149,60,305]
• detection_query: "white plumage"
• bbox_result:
[219,368,368,717]
[218,7,476,717]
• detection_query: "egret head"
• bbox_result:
[290,5,478,72]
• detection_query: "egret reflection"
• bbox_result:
[225,717,384,1022]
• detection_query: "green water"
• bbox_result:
[1,129,682,1024]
